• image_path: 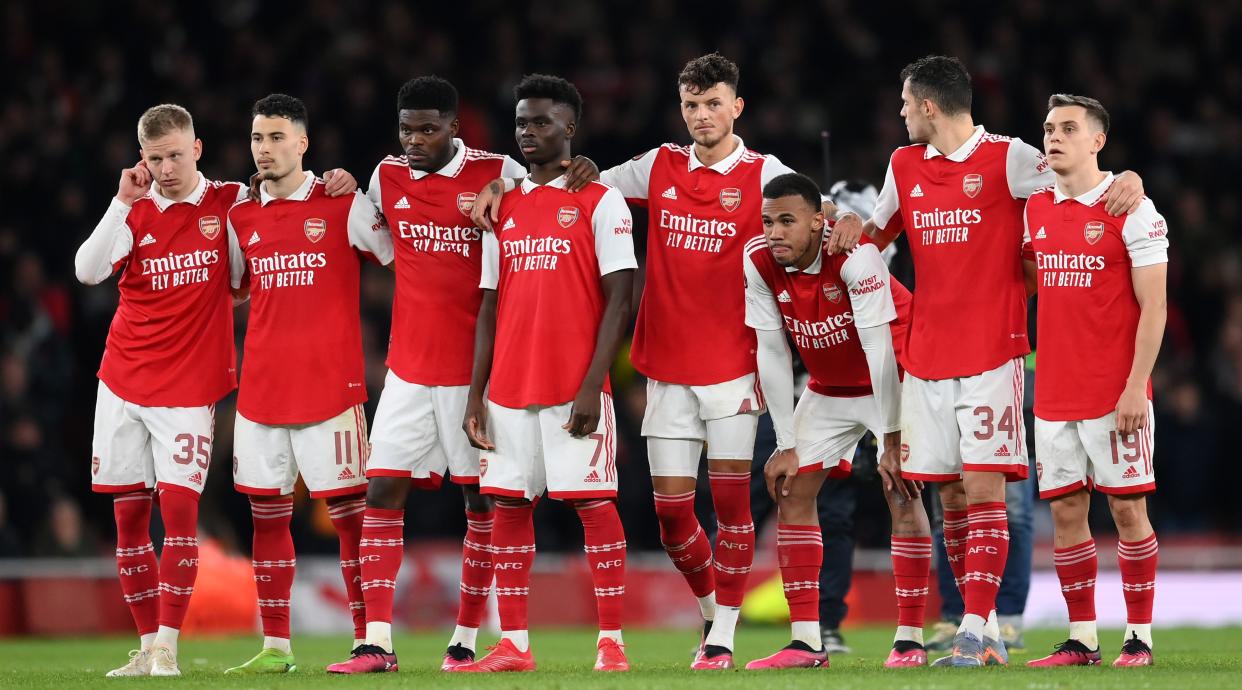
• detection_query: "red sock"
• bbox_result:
[359,507,404,624]
[328,496,367,640]
[942,509,969,597]
[457,509,494,629]
[963,501,1008,619]
[1054,539,1098,622]
[250,496,295,640]
[491,502,535,631]
[114,492,159,636]
[1118,533,1157,624]
[709,471,754,607]
[777,524,822,623]
[156,489,199,630]
[653,490,715,598]
[891,535,932,628]
[576,500,627,630]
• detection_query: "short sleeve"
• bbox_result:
[871,156,904,233]
[500,156,528,178]
[1021,199,1035,261]
[1122,199,1170,268]
[226,215,246,289]
[1007,139,1054,200]
[480,231,500,290]
[840,243,897,329]
[365,163,384,211]
[592,187,638,276]
[743,251,783,331]
[760,155,796,187]
[346,192,394,264]
[599,148,658,200]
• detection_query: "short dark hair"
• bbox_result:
[900,55,972,116]
[513,73,582,120]
[397,76,458,115]
[678,52,740,95]
[252,93,308,129]
[1047,93,1110,134]
[763,173,822,212]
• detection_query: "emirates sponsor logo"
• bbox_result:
[304,218,327,243]
[198,216,221,241]
[139,233,157,247]
[719,187,742,212]
[249,251,328,275]
[911,208,982,229]
[962,173,983,198]
[823,283,843,304]
[140,249,220,276]
[1084,221,1106,245]
[557,206,579,228]
[457,192,477,216]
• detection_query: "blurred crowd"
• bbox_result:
[1,0,1240,557]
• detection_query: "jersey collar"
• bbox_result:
[924,125,986,162]
[688,135,747,174]
[410,138,467,180]
[1053,172,1114,206]
[519,173,569,194]
[151,172,208,212]
[259,170,317,206]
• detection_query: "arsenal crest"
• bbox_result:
[557,206,579,228]
[457,192,477,217]
[91,456,100,476]
[304,218,327,243]
[1036,460,1043,481]
[479,457,489,476]
[823,283,843,304]
[962,173,983,198]
[198,215,221,240]
[1083,221,1105,245]
[720,187,742,212]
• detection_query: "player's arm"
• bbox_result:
[1021,201,1039,296]
[346,192,394,267]
[1116,202,1170,435]
[76,162,149,284]
[826,158,902,254]
[464,232,501,450]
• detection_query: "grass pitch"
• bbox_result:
[0,625,1237,688]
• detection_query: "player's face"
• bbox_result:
[250,115,308,182]
[900,79,932,143]
[140,129,202,199]
[762,195,824,268]
[1043,105,1106,174]
[680,83,743,149]
[399,109,459,172]
[514,98,575,166]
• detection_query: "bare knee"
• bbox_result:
[1049,491,1090,532]
[1107,494,1150,534]
[939,480,968,512]
[461,483,493,513]
[365,476,410,510]
[962,471,1005,504]
[885,488,930,536]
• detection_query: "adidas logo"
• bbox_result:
[777,290,792,303]
[337,466,356,481]
[584,470,601,483]
[248,231,261,246]
[1121,465,1139,479]
[661,186,678,200]
[139,233,157,247]
[910,184,924,198]
[993,444,1010,457]
[394,196,410,210]
[187,471,203,485]
[502,218,515,231]
[1035,226,1047,239]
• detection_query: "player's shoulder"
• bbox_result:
[981,131,1015,146]
[657,142,692,159]
[890,143,929,164]
[378,154,408,169]
[744,234,769,258]
[1028,184,1057,202]
[739,147,768,166]
[579,179,620,203]
[1123,196,1164,229]
[462,146,507,162]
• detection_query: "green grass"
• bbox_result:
[0,626,1237,689]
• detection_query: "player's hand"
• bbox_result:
[1115,385,1149,435]
[826,211,864,255]
[472,178,506,232]
[561,156,600,192]
[879,444,921,503]
[1104,170,1145,216]
[463,396,495,450]
[562,385,601,438]
[764,448,800,500]
[322,168,357,197]
[248,172,263,202]
[116,161,151,206]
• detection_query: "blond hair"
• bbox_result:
[137,104,194,145]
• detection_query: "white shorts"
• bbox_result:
[793,389,890,479]
[368,371,477,489]
[901,357,1029,482]
[233,405,369,499]
[1035,402,1156,499]
[641,374,762,472]
[90,381,214,497]
[479,393,617,501]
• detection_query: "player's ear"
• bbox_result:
[449,117,460,137]
[297,133,309,156]
[564,120,576,140]
[192,139,203,162]
[1092,131,1106,155]
[812,211,825,231]
[733,96,745,118]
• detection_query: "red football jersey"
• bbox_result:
[228,172,394,425]
[83,174,243,407]
[367,140,526,386]
[745,235,910,396]
[601,137,794,385]
[481,176,637,408]
[872,126,1052,380]
[1024,174,1169,420]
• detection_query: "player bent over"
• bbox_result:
[1023,95,1166,668]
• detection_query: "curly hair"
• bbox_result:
[397,76,458,114]
[513,73,582,120]
[678,52,740,95]
[252,93,308,128]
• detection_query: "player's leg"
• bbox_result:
[997,475,1034,649]
[884,467,933,667]
[816,470,856,654]
[1029,490,1101,666]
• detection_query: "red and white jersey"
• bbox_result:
[744,235,911,396]
[367,139,526,386]
[481,175,637,408]
[1023,173,1169,420]
[79,173,245,407]
[227,172,394,425]
[872,125,1051,380]
[601,136,794,385]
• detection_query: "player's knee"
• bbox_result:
[776,494,817,524]
[1107,495,1148,531]
[886,494,929,535]
[938,480,968,512]
[1049,492,1089,530]
[461,484,493,513]
[365,477,409,510]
